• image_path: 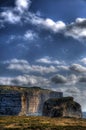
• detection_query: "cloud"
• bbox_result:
[42,19,66,32]
[70,63,86,73]
[0,77,13,86]
[66,74,78,85]
[57,65,69,71]
[51,74,80,85]
[65,87,80,95]
[12,75,49,86]
[31,65,57,74]
[4,58,29,64]
[27,15,86,41]
[79,76,86,83]
[65,18,86,41]
[1,10,21,24]
[80,58,86,64]
[24,30,38,41]
[30,15,66,33]
[51,74,67,84]
[1,0,86,42]
[15,0,31,13]
[3,59,31,73]
[6,59,30,73]
[4,59,58,74]
[0,75,49,87]
[0,0,31,25]
[30,16,86,41]
[36,56,60,65]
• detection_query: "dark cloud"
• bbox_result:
[79,76,86,83]
[51,74,67,84]
[65,18,86,40]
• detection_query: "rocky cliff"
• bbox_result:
[43,97,82,118]
[0,86,63,116]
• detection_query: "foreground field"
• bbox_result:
[0,116,86,130]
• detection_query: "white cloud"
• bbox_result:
[1,3,86,42]
[28,15,86,41]
[15,0,31,13]
[57,65,69,71]
[65,18,86,41]
[29,15,86,41]
[31,65,57,74]
[0,0,31,24]
[1,11,21,24]
[43,19,66,32]
[0,75,49,87]
[4,59,58,74]
[76,18,86,23]
[8,63,30,73]
[24,30,38,41]
[12,75,49,86]
[6,59,31,73]
[1,1,86,42]
[3,59,30,73]
[70,63,86,73]
[0,77,13,86]
[30,16,66,33]
[4,59,29,64]
[36,56,60,64]
[80,58,86,64]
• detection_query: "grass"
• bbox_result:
[0,116,86,130]
[0,85,54,94]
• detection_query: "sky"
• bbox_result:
[0,0,86,111]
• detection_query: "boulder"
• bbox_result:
[42,97,82,118]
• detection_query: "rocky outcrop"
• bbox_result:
[0,91,22,115]
[0,86,63,116]
[43,97,82,118]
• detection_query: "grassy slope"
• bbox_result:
[0,116,86,130]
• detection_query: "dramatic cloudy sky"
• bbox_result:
[1,0,86,111]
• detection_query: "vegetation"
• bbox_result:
[0,116,86,130]
[0,85,52,93]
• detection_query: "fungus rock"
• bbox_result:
[43,97,82,118]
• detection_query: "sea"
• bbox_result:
[83,112,86,119]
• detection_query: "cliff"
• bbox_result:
[43,97,82,118]
[0,86,63,116]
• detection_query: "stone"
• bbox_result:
[0,86,63,116]
[42,97,82,118]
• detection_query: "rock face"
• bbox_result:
[43,97,82,118]
[0,86,63,116]
[0,91,22,115]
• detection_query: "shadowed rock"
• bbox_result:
[43,97,82,118]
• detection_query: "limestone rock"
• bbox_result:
[0,86,63,116]
[42,97,82,118]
